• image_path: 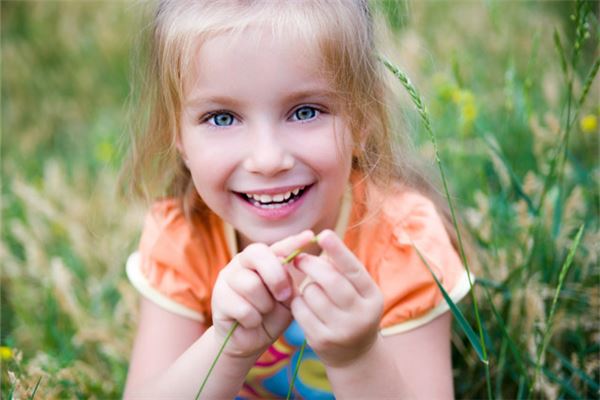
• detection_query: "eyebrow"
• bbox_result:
[184,95,243,109]
[282,88,339,103]
[184,88,339,108]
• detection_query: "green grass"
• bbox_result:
[2,1,598,398]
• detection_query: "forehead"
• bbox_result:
[184,27,334,100]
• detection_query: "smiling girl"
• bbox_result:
[123,1,471,398]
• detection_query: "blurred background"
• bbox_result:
[1,1,598,398]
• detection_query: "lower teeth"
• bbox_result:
[253,198,296,209]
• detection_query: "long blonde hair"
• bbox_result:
[123,0,462,250]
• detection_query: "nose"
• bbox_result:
[242,123,294,176]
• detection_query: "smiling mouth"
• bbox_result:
[236,185,310,209]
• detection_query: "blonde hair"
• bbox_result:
[123,0,460,249]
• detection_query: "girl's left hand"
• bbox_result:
[290,229,384,368]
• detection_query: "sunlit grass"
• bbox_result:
[2,1,598,399]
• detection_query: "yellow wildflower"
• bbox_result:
[0,346,12,360]
[579,114,598,134]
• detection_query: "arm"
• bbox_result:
[123,298,258,399]
[326,312,453,399]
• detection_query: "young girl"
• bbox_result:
[123,0,472,398]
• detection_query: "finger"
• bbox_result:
[294,254,356,308]
[290,296,330,344]
[270,230,316,260]
[217,284,262,329]
[297,279,337,325]
[228,268,275,315]
[238,243,292,302]
[261,302,293,339]
[316,229,375,296]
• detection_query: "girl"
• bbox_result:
[123,0,472,398]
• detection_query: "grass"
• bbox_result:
[2,1,598,399]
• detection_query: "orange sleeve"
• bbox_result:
[375,192,471,335]
[128,200,215,322]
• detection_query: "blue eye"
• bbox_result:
[207,112,236,126]
[291,106,319,122]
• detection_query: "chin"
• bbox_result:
[239,224,312,247]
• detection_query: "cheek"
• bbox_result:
[183,144,228,191]
[324,128,354,174]
[300,124,353,165]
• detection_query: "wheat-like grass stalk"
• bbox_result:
[381,56,492,399]
[528,224,585,398]
[537,2,598,217]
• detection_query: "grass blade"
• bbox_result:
[553,29,568,76]
[383,56,491,398]
[548,346,599,391]
[412,244,486,363]
[28,377,42,400]
[577,57,600,108]
[528,224,585,397]
[538,364,583,399]
[194,321,238,400]
[482,286,528,381]
[286,340,307,400]
[481,134,536,214]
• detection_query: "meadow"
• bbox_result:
[1,1,598,399]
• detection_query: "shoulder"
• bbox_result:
[354,184,449,252]
[379,188,450,248]
[139,198,193,260]
[356,185,471,333]
[129,198,226,322]
[138,197,228,278]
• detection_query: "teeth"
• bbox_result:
[244,186,305,204]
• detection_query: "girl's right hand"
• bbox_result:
[211,230,315,359]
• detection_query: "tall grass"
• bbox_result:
[2,1,598,399]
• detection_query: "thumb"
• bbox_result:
[270,230,316,260]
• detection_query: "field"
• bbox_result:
[1,1,598,399]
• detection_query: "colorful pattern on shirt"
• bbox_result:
[237,321,334,399]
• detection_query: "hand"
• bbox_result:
[211,230,315,358]
[290,230,384,367]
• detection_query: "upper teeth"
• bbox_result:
[245,186,304,203]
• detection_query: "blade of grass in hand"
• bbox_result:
[194,321,238,400]
[286,340,307,400]
[195,238,317,399]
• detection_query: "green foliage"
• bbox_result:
[2,1,598,399]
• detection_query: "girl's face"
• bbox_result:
[178,28,354,247]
